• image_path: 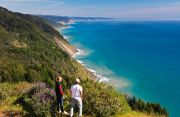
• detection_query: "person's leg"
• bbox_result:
[57,97,60,112]
[60,96,64,113]
[70,98,75,117]
[77,99,83,117]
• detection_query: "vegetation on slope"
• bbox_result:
[0,6,168,117]
[0,6,90,85]
[126,97,168,116]
[0,82,33,116]
[0,82,130,117]
[0,6,130,116]
[116,111,162,117]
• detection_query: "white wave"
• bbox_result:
[68,26,75,29]
[77,60,83,64]
[87,68,97,74]
[73,49,85,58]
[99,76,110,83]
[59,27,68,30]
[87,68,111,83]
[63,35,68,39]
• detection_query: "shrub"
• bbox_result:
[0,82,31,103]
[0,82,33,116]
[23,82,56,117]
[82,80,131,117]
[0,83,17,104]
[126,96,169,117]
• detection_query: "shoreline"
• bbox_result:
[57,22,132,89]
[72,48,110,82]
[58,24,111,82]
[62,31,131,91]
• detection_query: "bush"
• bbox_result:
[23,82,56,117]
[0,82,32,104]
[0,82,33,116]
[17,81,130,117]
[127,96,169,117]
[82,80,131,117]
[0,83,17,104]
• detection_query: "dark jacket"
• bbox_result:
[55,82,64,97]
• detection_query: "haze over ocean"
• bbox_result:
[61,20,180,117]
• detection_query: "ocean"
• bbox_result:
[60,20,180,117]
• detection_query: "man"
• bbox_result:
[55,76,68,115]
[70,78,83,117]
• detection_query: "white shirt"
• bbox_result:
[71,84,83,100]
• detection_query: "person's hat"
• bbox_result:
[56,76,63,82]
[76,78,80,83]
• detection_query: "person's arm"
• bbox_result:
[80,87,83,99]
[59,85,64,96]
[81,91,83,100]
[70,90,72,96]
[70,86,72,97]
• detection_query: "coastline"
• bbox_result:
[72,48,110,82]
[57,24,111,82]
[57,22,134,92]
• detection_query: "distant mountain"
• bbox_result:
[39,15,113,21]
[38,15,70,23]
[70,16,114,20]
[38,15,115,29]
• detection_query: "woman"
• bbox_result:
[55,76,68,115]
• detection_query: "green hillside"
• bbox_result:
[0,6,168,117]
[0,6,91,84]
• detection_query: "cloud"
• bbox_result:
[0,0,65,8]
[0,0,65,5]
[116,4,180,19]
[0,0,65,15]
[2,0,40,1]
[1,0,180,19]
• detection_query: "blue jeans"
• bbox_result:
[57,96,64,112]
[70,98,82,117]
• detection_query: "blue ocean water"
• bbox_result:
[61,20,180,117]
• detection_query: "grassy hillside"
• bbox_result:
[116,111,161,117]
[0,6,91,84]
[0,6,168,117]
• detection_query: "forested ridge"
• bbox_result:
[0,6,90,84]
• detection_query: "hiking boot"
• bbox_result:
[57,110,61,113]
[62,111,69,115]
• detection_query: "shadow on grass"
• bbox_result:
[15,97,37,117]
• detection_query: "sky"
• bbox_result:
[0,0,180,19]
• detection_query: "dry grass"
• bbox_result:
[0,96,24,117]
[0,82,33,117]
[115,111,159,117]
[12,40,28,48]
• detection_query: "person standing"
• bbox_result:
[70,78,83,117]
[55,76,68,115]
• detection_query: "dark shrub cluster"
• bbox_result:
[23,82,56,117]
[127,96,169,117]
